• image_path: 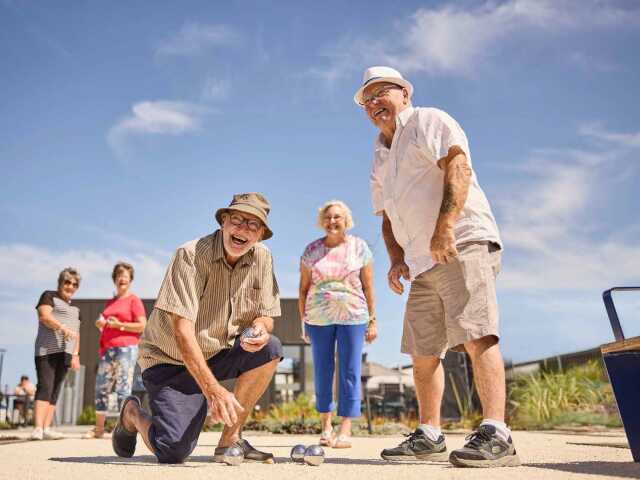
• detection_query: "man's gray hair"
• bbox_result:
[316,200,354,231]
[57,267,81,289]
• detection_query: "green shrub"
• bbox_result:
[265,393,319,423]
[76,406,96,425]
[244,394,324,434]
[0,421,12,430]
[508,360,621,429]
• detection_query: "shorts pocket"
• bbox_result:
[458,252,487,296]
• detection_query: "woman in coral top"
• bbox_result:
[84,262,147,439]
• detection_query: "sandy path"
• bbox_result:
[2,428,639,480]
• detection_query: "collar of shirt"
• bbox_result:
[395,105,415,129]
[374,106,416,150]
[211,229,255,267]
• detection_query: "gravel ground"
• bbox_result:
[1,427,639,480]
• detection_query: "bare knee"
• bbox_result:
[412,355,442,381]
[464,335,499,358]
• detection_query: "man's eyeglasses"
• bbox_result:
[64,280,79,288]
[360,84,402,107]
[229,213,263,232]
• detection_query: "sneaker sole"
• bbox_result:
[449,453,521,468]
[380,453,418,462]
[213,454,275,464]
[414,451,450,462]
[381,451,448,463]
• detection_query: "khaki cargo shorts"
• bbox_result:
[401,242,501,359]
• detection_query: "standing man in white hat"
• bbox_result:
[355,66,520,468]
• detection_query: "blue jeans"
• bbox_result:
[307,323,367,418]
[95,345,138,412]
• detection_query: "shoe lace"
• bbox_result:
[464,428,493,449]
[400,430,422,448]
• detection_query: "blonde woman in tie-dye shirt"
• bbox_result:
[299,200,376,449]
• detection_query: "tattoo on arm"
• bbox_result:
[440,183,456,214]
[438,150,472,220]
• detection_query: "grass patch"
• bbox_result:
[507,359,621,430]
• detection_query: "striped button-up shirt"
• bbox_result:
[138,229,281,371]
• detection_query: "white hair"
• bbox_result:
[316,200,354,231]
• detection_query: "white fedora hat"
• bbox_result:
[353,66,414,105]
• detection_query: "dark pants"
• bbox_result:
[34,353,70,404]
[142,335,282,464]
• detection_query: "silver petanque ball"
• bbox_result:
[290,444,306,463]
[240,327,260,341]
[223,446,244,466]
[303,444,325,466]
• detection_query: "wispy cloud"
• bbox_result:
[0,243,168,297]
[579,123,640,148]
[107,100,208,157]
[155,22,239,57]
[495,125,640,291]
[0,243,170,346]
[311,0,640,80]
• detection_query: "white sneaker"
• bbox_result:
[30,427,44,440]
[43,428,65,440]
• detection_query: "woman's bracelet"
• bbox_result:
[368,315,376,324]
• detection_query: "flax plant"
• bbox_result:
[508,360,620,429]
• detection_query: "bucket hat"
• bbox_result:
[215,192,273,240]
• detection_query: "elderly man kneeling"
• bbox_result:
[112,193,282,464]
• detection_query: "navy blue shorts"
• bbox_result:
[142,335,282,463]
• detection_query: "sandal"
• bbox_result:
[82,427,105,439]
[333,434,352,449]
[319,429,334,447]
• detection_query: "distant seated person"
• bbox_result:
[14,375,36,425]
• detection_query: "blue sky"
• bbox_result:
[1,0,639,389]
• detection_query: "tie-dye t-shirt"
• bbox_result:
[301,235,373,326]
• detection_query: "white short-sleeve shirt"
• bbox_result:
[369,106,502,280]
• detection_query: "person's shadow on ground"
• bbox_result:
[49,456,209,467]
[529,461,640,479]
